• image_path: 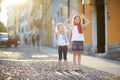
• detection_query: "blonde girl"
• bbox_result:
[55,23,69,71]
[64,14,90,71]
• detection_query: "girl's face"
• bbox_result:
[74,16,81,24]
[58,25,65,32]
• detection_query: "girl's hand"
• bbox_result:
[80,14,85,18]
[81,14,90,27]
[52,24,56,32]
[70,13,74,19]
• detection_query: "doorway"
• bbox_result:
[96,0,105,53]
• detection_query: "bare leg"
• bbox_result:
[73,51,77,69]
[57,60,62,70]
[77,51,81,69]
[64,60,68,70]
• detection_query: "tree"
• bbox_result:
[0,21,7,32]
[31,0,42,28]
[0,0,2,3]
[0,0,2,12]
[0,0,6,32]
[31,0,40,16]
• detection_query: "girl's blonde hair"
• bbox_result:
[72,14,82,25]
[56,23,66,33]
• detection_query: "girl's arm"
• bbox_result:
[64,16,73,32]
[52,24,56,33]
[81,14,90,29]
[55,32,59,40]
[52,24,58,40]
[65,32,69,45]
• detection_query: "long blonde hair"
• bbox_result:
[55,23,66,39]
[56,23,66,33]
[72,14,82,25]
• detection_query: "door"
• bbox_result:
[96,0,105,53]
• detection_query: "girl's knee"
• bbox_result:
[78,53,81,56]
[73,52,77,56]
[73,53,76,56]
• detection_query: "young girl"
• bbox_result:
[64,14,90,71]
[55,23,69,72]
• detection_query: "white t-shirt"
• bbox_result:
[57,33,69,46]
[71,25,84,41]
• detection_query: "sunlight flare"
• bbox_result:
[5,0,27,5]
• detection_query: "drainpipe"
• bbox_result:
[92,0,97,54]
[67,0,70,18]
[104,0,108,53]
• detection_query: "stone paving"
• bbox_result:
[0,59,115,80]
[0,46,119,80]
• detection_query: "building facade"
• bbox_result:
[40,0,53,46]
[19,0,33,45]
[51,0,79,47]
[78,0,120,54]
[52,0,120,54]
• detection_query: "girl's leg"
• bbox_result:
[63,46,68,70]
[72,41,78,70]
[77,51,81,69]
[57,60,62,70]
[77,41,83,70]
[57,46,62,70]
[64,60,68,70]
[73,51,77,69]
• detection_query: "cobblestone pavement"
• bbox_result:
[0,46,118,80]
[0,59,115,80]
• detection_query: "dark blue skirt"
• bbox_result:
[72,41,84,51]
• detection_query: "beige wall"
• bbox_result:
[70,0,78,13]
[107,0,120,45]
[41,0,52,46]
[84,6,92,44]
[79,0,120,45]
[78,0,92,44]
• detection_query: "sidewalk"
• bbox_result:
[40,46,120,76]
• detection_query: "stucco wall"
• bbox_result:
[107,0,120,45]
[78,0,92,45]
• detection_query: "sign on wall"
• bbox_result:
[82,0,92,5]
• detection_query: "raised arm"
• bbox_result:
[81,14,90,29]
[64,15,73,32]
[52,24,56,33]
[52,24,58,39]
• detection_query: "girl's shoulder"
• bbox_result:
[55,32,59,36]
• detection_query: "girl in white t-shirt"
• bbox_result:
[55,23,69,71]
[64,14,90,71]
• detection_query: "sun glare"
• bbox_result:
[5,0,27,5]
[0,0,28,26]
[0,2,8,26]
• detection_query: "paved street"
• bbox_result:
[0,45,119,80]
